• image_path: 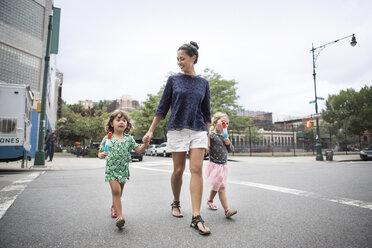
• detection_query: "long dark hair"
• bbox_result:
[178,41,199,64]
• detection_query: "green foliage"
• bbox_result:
[229,116,253,131]
[227,115,262,142]
[94,100,113,110]
[322,85,372,136]
[88,149,98,158]
[129,86,169,139]
[57,102,108,147]
[202,68,242,117]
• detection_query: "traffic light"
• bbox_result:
[306,121,312,128]
[35,100,41,113]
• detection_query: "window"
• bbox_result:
[0,0,44,39]
[0,118,17,134]
[0,43,41,91]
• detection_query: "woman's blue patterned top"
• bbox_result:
[155,72,211,132]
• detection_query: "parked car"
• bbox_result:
[187,150,209,160]
[130,149,143,161]
[360,145,372,161]
[155,142,171,157]
[145,144,158,156]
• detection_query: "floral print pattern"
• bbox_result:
[100,134,138,184]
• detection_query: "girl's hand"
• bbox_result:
[135,143,148,154]
[224,138,230,146]
[98,151,107,159]
[144,141,150,146]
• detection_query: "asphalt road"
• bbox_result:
[0,154,371,248]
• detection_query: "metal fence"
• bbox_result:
[229,129,367,156]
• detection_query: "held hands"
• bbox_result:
[142,141,150,147]
[98,151,107,159]
[142,131,153,144]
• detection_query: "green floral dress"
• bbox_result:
[99,134,139,184]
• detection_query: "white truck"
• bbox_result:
[0,83,34,167]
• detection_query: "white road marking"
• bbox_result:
[131,164,372,211]
[228,179,372,211]
[0,172,44,219]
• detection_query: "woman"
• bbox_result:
[143,41,211,235]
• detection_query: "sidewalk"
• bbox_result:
[0,152,363,171]
[0,152,105,171]
[229,153,362,163]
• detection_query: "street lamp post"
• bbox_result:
[292,124,296,156]
[34,15,53,166]
[311,34,357,161]
[248,126,252,157]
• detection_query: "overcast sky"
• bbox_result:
[53,0,372,121]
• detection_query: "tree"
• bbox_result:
[227,115,262,145]
[129,86,169,140]
[68,104,85,115]
[57,103,108,148]
[94,100,113,110]
[202,68,242,117]
[229,116,253,131]
[322,85,372,137]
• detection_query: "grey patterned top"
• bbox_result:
[209,132,234,165]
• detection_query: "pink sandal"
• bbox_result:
[111,205,117,218]
[207,200,218,210]
[225,208,237,218]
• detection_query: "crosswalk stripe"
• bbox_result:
[131,165,372,211]
[0,172,44,219]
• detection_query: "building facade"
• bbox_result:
[0,0,60,157]
[231,129,296,152]
[120,95,141,111]
[238,110,273,129]
[105,95,142,113]
[78,100,94,109]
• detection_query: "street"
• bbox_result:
[0,154,371,248]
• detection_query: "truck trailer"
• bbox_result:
[0,83,34,167]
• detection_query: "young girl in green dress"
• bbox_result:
[98,110,148,228]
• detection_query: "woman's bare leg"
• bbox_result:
[189,148,210,232]
[171,152,186,216]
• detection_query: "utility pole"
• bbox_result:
[34,15,53,166]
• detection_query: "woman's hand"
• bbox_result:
[224,138,230,146]
[142,131,153,144]
[98,151,107,159]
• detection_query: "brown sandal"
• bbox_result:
[115,216,125,229]
[190,215,211,235]
[171,201,183,218]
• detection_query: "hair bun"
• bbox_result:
[190,41,199,50]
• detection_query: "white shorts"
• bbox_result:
[167,129,208,153]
